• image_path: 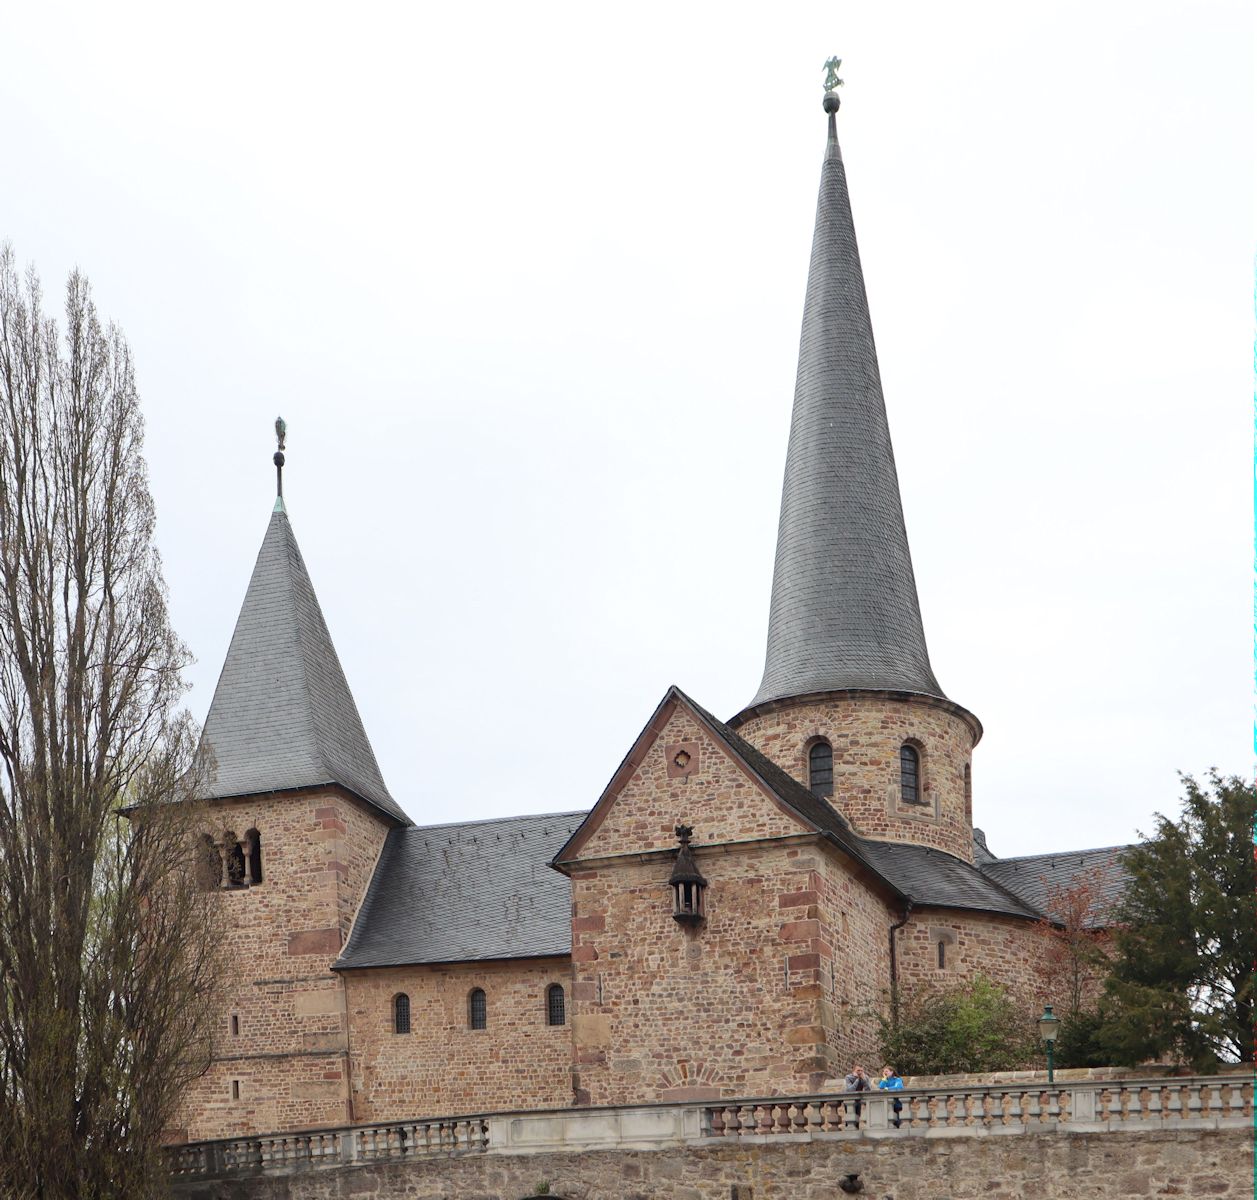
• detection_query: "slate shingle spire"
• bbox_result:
[199,426,408,825]
[748,87,946,710]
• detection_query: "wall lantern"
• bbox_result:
[669,824,707,926]
[1038,1004,1060,1084]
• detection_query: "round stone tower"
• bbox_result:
[731,93,981,863]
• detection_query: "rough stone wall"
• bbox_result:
[170,1129,1254,1200]
[813,853,893,1074]
[342,959,573,1120]
[895,907,1045,1005]
[176,788,391,1141]
[563,701,913,1105]
[733,693,978,860]
[572,703,806,860]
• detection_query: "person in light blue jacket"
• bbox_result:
[878,1066,904,1127]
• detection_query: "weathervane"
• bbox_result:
[274,416,287,502]
[823,56,844,114]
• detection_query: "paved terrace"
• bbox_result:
[170,1073,1253,1181]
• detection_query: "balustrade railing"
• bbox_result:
[167,1074,1253,1180]
[703,1075,1253,1138]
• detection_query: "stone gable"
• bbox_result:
[566,699,809,865]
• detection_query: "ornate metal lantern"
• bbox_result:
[669,824,707,926]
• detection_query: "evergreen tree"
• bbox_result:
[1099,772,1255,1069]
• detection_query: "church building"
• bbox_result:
[179,87,1126,1141]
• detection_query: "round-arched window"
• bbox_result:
[546,984,566,1027]
[900,744,921,805]
[393,993,411,1035]
[469,988,487,1030]
[808,740,834,799]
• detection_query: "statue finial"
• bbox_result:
[823,56,843,114]
[273,416,287,508]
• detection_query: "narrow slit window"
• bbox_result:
[230,1013,240,1037]
[546,984,566,1027]
[900,744,921,805]
[469,988,487,1030]
[937,940,946,970]
[231,1080,240,1101]
[964,763,973,823]
[808,740,834,798]
[393,993,411,1035]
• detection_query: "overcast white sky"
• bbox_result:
[2,1,1252,857]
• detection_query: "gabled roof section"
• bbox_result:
[747,103,945,711]
[335,812,583,969]
[199,507,409,826]
[979,845,1133,928]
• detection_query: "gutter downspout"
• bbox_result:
[888,899,914,1026]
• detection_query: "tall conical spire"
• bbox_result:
[747,76,945,710]
[199,428,408,824]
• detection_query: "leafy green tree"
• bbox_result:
[1098,772,1255,1070]
[879,976,1038,1076]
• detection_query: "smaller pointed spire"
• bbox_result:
[273,416,287,513]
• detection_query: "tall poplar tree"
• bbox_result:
[0,245,219,1198]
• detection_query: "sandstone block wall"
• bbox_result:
[178,788,390,1141]
[342,958,573,1120]
[562,700,904,1105]
[895,907,1045,1004]
[170,1129,1253,1200]
[733,693,979,861]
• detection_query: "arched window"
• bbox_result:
[937,940,947,970]
[899,744,921,805]
[393,993,411,1035]
[546,984,566,1027]
[808,740,834,799]
[245,829,262,886]
[469,988,487,1030]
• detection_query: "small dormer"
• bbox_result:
[669,824,707,926]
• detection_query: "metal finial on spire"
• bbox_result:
[273,416,287,509]
[823,56,843,113]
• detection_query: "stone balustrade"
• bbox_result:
[168,1074,1253,1181]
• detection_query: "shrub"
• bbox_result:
[878,976,1038,1076]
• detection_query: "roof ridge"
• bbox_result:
[989,844,1135,863]
[406,810,588,834]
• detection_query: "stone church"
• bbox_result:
[179,93,1126,1141]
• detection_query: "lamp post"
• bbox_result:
[1038,1004,1060,1084]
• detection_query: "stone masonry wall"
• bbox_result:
[563,699,906,1105]
[176,788,391,1142]
[170,1128,1253,1200]
[733,693,978,860]
[895,907,1046,1005]
[813,852,893,1074]
[342,959,573,1120]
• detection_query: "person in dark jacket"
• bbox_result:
[843,1064,872,1127]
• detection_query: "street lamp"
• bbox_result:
[1038,1004,1061,1084]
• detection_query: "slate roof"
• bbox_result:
[748,107,945,711]
[199,504,408,826]
[329,684,1129,969]
[980,846,1133,927]
[335,812,584,969]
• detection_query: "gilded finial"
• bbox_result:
[273,416,287,510]
[823,56,843,114]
